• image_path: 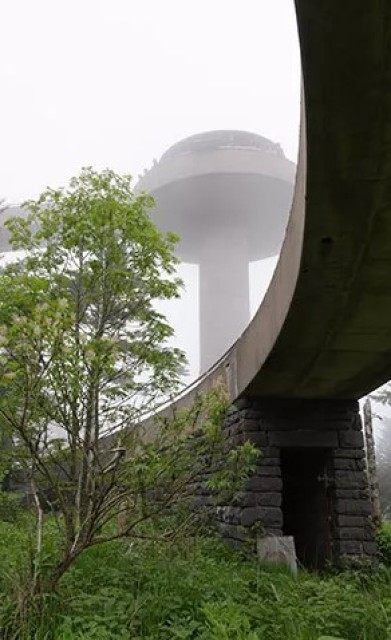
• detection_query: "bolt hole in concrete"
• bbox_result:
[280,447,333,570]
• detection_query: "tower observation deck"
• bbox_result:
[137,130,296,372]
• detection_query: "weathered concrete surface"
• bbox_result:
[247,1,391,399]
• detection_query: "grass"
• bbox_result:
[0,520,391,639]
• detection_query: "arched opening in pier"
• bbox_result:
[281,448,333,570]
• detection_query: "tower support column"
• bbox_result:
[198,225,250,372]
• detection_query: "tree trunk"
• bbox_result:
[363,398,382,527]
[43,550,81,594]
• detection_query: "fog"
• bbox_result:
[1,0,302,381]
[2,0,391,475]
[0,0,300,204]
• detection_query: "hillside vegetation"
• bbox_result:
[1,519,391,639]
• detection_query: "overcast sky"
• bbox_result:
[1,0,301,380]
[1,0,300,203]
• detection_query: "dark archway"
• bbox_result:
[281,447,333,569]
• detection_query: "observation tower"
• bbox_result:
[137,130,296,372]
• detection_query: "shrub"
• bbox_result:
[376,521,391,566]
[1,520,391,639]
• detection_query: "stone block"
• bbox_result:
[241,507,261,527]
[246,476,283,492]
[336,540,363,555]
[230,433,248,447]
[333,458,366,471]
[259,507,283,528]
[337,527,370,541]
[257,536,297,575]
[238,419,260,433]
[339,431,364,449]
[334,448,365,459]
[192,496,211,509]
[226,405,239,416]
[269,430,338,448]
[258,457,280,467]
[256,492,282,507]
[261,447,279,459]
[216,506,241,524]
[363,541,377,555]
[334,470,368,490]
[258,419,273,431]
[241,507,282,528]
[223,425,235,438]
[226,538,246,552]
[263,527,283,538]
[243,409,262,420]
[335,489,361,500]
[328,418,355,431]
[227,432,242,446]
[233,398,253,411]
[336,515,367,527]
[352,415,363,431]
[232,491,258,507]
[217,522,248,542]
[223,415,237,428]
[335,499,372,516]
[256,466,281,477]
[265,417,295,431]
[245,431,268,448]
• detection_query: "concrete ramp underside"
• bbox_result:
[193,0,391,403]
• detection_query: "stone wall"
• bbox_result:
[214,397,376,566]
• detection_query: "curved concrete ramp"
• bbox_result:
[185,1,391,403]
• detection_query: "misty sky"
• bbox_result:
[1,0,390,433]
[1,0,300,203]
[1,0,301,380]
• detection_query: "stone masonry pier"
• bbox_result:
[215,398,375,568]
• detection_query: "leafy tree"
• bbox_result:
[0,169,257,618]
